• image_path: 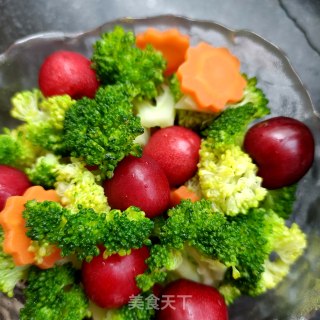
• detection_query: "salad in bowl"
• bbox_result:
[0,16,319,320]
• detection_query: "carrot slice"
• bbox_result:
[136,28,190,76]
[0,186,61,269]
[177,42,247,112]
[170,185,200,207]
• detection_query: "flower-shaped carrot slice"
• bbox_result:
[0,186,61,269]
[177,42,247,112]
[136,28,190,76]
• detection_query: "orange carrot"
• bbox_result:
[170,185,200,207]
[0,186,61,269]
[177,42,247,112]
[136,28,190,76]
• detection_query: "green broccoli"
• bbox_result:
[23,200,154,261]
[10,89,75,153]
[26,153,60,189]
[199,142,267,215]
[138,200,269,295]
[137,199,307,304]
[168,74,183,103]
[0,126,43,170]
[63,84,144,178]
[260,184,298,219]
[92,26,166,101]
[0,227,29,297]
[104,293,156,320]
[198,103,270,215]
[253,211,307,296]
[202,102,270,148]
[26,154,109,213]
[20,263,90,320]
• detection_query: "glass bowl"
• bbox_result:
[0,15,319,320]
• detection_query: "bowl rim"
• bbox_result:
[0,14,318,119]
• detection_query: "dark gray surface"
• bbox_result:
[0,0,320,113]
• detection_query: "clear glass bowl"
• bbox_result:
[0,15,319,320]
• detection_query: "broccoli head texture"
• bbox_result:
[254,211,307,296]
[138,199,306,300]
[10,89,75,153]
[92,26,166,101]
[63,84,144,178]
[54,157,109,213]
[202,102,269,148]
[0,126,43,170]
[136,244,183,292]
[261,184,298,219]
[23,200,154,262]
[26,154,109,213]
[138,200,271,298]
[26,153,60,189]
[198,142,267,215]
[104,292,156,320]
[197,102,270,216]
[20,263,90,320]
[0,227,29,297]
[168,73,184,103]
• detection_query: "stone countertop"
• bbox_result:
[0,0,319,319]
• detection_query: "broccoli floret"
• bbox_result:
[253,211,307,296]
[0,227,29,297]
[26,153,60,188]
[138,200,269,296]
[10,89,75,153]
[218,284,241,305]
[103,206,153,257]
[137,244,183,292]
[202,103,270,148]
[63,85,144,178]
[168,73,183,103]
[198,142,267,215]
[134,85,176,128]
[198,102,269,216]
[20,263,90,320]
[229,75,269,110]
[137,199,306,302]
[23,201,154,261]
[54,157,109,213]
[92,26,166,101]
[261,184,297,219]
[26,154,109,213]
[0,126,43,170]
[104,293,156,320]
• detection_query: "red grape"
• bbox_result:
[244,116,314,189]
[104,154,170,218]
[143,126,201,187]
[82,246,149,309]
[0,165,32,211]
[39,50,99,99]
[156,279,228,320]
